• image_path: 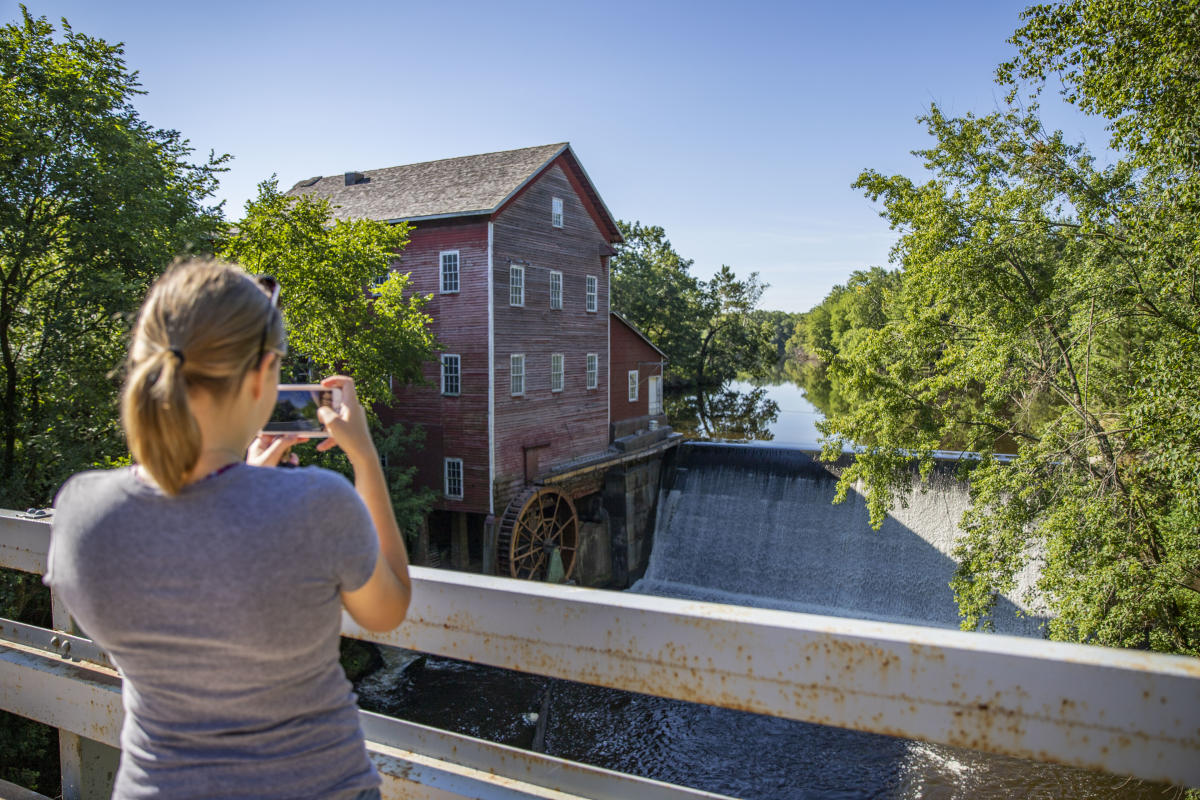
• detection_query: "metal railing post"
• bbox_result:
[21,512,121,800]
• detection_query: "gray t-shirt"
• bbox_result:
[47,464,380,799]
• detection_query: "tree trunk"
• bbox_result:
[695,323,723,388]
[0,307,17,481]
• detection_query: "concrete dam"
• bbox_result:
[633,442,1047,637]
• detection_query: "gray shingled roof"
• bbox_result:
[286,143,569,222]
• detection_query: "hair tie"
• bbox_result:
[169,347,185,366]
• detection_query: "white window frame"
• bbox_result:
[371,272,389,295]
[510,353,525,396]
[585,275,597,313]
[440,250,460,294]
[549,270,563,310]
[586,353,598,390]
[444,457,464,500]
[648,374,663,415]
[552,196,564,228]
[550,353,564,393]
[628,369,639,402]
[441,354,461,396]
[510,265,525,306]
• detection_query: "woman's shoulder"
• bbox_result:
[249,464,353,489]
[55,467,138,508]
[242,465,361,507]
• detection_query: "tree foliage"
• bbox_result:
[819,0,1200,653]
[219,179,435,409]
[610,221,706,383]
[611,220,775,387]
[219,179,439,537]
[0,8,225,790]
[695,265,774,386]
[0,7,226,505]
[786,267,901,360]
[750,309,803,363]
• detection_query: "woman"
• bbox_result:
[47,258,411,799]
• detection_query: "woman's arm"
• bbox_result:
[317,376,412,632]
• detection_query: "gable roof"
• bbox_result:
[286,143,622,241]
[612,311,667,359]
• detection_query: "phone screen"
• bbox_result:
[263,387,337,436]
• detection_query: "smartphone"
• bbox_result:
[261,384,343,437]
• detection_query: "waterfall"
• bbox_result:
[632,443,1046,637]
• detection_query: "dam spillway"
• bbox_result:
[633,442,1046,637]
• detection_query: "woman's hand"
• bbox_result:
[247,434,301,467]
[315,376,377,464]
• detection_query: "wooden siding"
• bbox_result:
[381,217,491,514]
[492,162,611,498]
[611,315,664,422]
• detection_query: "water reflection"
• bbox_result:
[666,384,780,441]
[783,359,851,419]
[673,362,1020,454]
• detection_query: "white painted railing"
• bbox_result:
[1,509,1198,799]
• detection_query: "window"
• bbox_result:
[510,265,524,306]
[549,270,562,309]
[648,375,663,415]
[441,354,460,396]
[444,458,464,500]
[585,275,597,312]
[552,196,563,228]
[551,353,564,392]
[628,370,639,402]
[440,251,460,293]
[371,272,389,295]
[510,354,525,396]
[586,353,598,390]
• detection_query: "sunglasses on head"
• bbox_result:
[255,275,282,365]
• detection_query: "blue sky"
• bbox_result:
[13,0,1113,313]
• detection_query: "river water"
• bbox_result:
[358,652,1168,799]
[664,379,824,447]
[357,380,1171,799]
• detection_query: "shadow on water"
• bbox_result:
[357,441,1171,799]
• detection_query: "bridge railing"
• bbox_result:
[1,509,1198,799]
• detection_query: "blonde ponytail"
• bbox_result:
[122,347,202,495]
[121,258,285,495]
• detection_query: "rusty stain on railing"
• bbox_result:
[350,568,1200,787]
[2,511,1198,791]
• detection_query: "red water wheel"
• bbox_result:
[496,486,579,580]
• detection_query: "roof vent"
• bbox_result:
[345,171,368,186]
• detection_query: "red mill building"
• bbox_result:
[289,144,676,586]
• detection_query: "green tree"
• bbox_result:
[0,7,225,505]
[611,222,775,387]
[0,8,225,792]
[695,265,774,386]
[219,180,439,536]
[820,0,1200,654]
[786,267,901,360]
[220,179,435,408]
[610,221,706,384]
[749,309,803,363]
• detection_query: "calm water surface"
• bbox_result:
[728,379,825,445]
[666,379,825,446]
